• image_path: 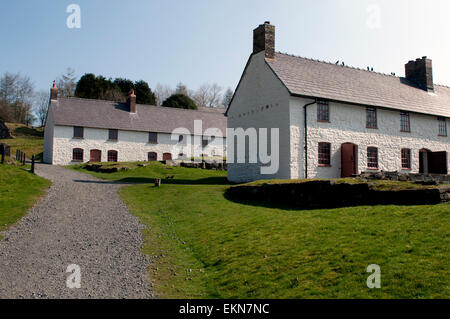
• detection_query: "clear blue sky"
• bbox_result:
[1,0,450,93]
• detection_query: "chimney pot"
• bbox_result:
[253,22,275,59]
[50,81,58,100]
[128,90,136,113]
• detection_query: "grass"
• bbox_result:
[75,162,450,299]
[0,123,44,161]
[0,164,51,237]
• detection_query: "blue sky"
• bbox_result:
[1,0,450,93]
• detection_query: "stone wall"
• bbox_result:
[226,181,449,209]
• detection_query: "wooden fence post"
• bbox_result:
[31,155,35,174]
[1,147,4,164]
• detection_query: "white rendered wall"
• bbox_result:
[51,125,226,165]
[227,52,291,183]
[290,96,450,179]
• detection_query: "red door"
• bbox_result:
[90,149,102,162]
[163,153,172,161]
[341,143,357,178]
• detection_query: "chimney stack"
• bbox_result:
[405,56,434,92]
[128,90,136,113]
[50,82,58,100]
[253,21,275,59]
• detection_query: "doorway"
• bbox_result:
[341,143,358,178]
[90,149,102,162]
[419,149,448,174]
[163,153,172,161]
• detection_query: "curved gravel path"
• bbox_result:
[0,164,153,299]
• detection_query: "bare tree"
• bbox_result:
[193,83,223,108]
[33,91,50,127]
[0,72,34,124]
[222,88,234,108]
[56,68,77,97]
[154,83,174,106]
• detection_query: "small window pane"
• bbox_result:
[149,132,158,144]
[401,149,411,169]
[148,152,157,161]
[400,112,410,132]
[74,126,84,138]
[72,148,83,162]
[109,129,118,140]
[107,150,118,162]
[438,117,447,136]
[366,107,377,129]
[318,142,331,166]
[367,147,378,169]
[317,101,329,122]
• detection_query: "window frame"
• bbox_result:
[149,132,158,144]
[148,152,158,162]
[108,129,118,141]
[317,100,330,123]
[73,126,84,139]
[400,112,411,132]
[367,147,379,170]
[401,148,411,170]
[438,117,447,136]
[107,150,118,162]
[72,148,84,162]
[366,107,378,129]
[318,142,331,167]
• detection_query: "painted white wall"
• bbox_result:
[290,96,450,179]
[43,105,54,164]
[227,52,291,183]
[51,126,226,165]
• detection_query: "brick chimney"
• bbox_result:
[253,21,275,59]
[128,90,136,113]
[50,82,58,100]
[405,56,434,92]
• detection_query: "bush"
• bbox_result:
[162,94,197,110]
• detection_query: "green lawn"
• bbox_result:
[1,123,44,161]
[76,163,450,299]
[0,165,51,236]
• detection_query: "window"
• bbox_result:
[438,117,447,136]
[318,142,331,166]
[202,136,210,148]
[367,147,378,169]
[178,135,184,143]
[72,148,83,162]
[149,132,158,144]
[107,150,118,162]
[400,112,410,132]
[73,126,84,139]
[108,129,118,141]
[148,152,157,162]
[401,149,411,170]
[366,107,377,129]
[317,101,330,122]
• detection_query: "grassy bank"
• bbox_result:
[0,165,51,235]
[0,123,44,160]
[74,163,449,298]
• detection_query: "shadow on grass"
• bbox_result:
[13,126,44,138]
[73,176,232,186]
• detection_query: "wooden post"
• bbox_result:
[155,178,161,187]
[31,155,35,174]
[22,153,26,165]
[1,147,4,164]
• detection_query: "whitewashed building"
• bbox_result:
[44,86,227,165]
[227,22,449,182]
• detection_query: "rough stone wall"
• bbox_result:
[227,51,291,183]
[51,125,226,165]
[290,96,450,179]
[43,106,54,164]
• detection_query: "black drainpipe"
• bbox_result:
[303,99,317,179]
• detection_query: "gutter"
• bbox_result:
[303,99,317,179]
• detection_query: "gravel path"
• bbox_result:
[0,164,153,299]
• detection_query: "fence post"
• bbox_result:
[31,155,35,174]
[1,147,4,164]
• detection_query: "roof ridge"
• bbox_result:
[275,52,400,78]
[59,97,225,114]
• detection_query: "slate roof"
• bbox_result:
[265,52,450,118]
[51,97,227,136]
